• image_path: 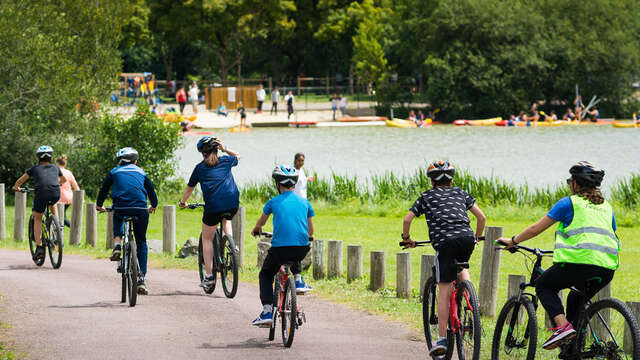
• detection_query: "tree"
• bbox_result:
[351,0,391,84]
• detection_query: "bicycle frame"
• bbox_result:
[449,280,474,335]
[276,265,290,313]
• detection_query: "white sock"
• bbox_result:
[263,304,272,313]
[295,274,302,282]
[205,273,213,278]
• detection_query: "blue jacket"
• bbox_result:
[97,164,158,208]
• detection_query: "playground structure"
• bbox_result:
[112,73,158,106]
[205,86,259,111]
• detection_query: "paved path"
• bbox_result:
[0,250,426,359]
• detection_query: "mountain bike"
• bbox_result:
[186,203,239,298]
[104,208,141,307]
[492,240,640,360]
[400,240,482,360]
[22,188,63,269]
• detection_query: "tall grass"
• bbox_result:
[611,172,640,208]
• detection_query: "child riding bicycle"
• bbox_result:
[178,136,240,292]
[498,161,619,351]
[96,147,158,295]
[400,161,486,357]
[13,145,67,262]
[251,165,314,326]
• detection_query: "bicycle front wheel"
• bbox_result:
[127,242,138,307]
[423,277,455,359]
[46,215,63,269]
[491,295,537,360]
[455,280,481,360]
[198,234,216,294]
[281,277,297,348]
[220,234,239,298]
[573,297,640,359]
[28,215,44,266]
[269,275,279,341]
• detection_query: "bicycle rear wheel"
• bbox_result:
[423,277,455,359]
[573,297,640,359]
[46,215,63,269]
[127,242,138,307]
[28,215,45,266]
[220,234,239,298]
[121,245,127,303]
[281,277,297,348]
[269,275,279,341]
[491,295,537,360]
[455,280,481,360]
[198,234,216,294]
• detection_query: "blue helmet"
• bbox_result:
[197,136,218,153]
[36,145,53,159]
[272,165,299,187]
[116,147,139,165]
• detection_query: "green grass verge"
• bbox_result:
[1,201,639,359]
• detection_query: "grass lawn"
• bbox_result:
[1,200,638,359]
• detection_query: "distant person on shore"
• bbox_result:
[256,84,266,114]
[409,110,417,122]
[635,110,640,124]
[189,82,199,114]
[270,87,280,115]
[285,91,295,120]
[168,80,176,97]
[586,107,600,122]
[293,153,315,199]
[217,101,228,117]
[238,101,247,128]
[56,155,79,228]
[176,85,187,114]
[523,102,541,124]
[574,95,584,121]
[563,108,576,121]
[542,110,557,121]
[330,94,338,120]
[339,94,347,116]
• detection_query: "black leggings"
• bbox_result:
[259,246,310,305]
[535,262,614,326]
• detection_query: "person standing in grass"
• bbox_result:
[270,87,280,115]
[256,84,266,114]
[339,94,347,116]
[56,155,79,228]
[285,90,295,120]
[176,85,187,114]
[293,152,315,199]
[330,94,338,120]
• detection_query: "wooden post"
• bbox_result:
[105,211,114,249]
[396,252,411,298]
[420,254,436,298]
[69,190,84,245]
[231,207,245,267]
[479,226,503,317]
[624,301,640,354]
[347,245,363,282]
[296,77,301,96]
[312,239,325,280]
[592,282,612,342]
[0,184,5,240]
[13,190,27,242]
[369,251,386,291]
[508,275,527,324]
[85,203,97,247]
[56,203,65,227]
[162,205,176,254]
[327,240,343,278]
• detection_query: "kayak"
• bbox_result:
[230,126,250,133]
[531,120,566,127]
[385,119,417,128]
[495,120,528,127]
[161,114,197,123]
[613,122,639,128]
[453,117,502,126]
[181,130,214,136]
[338,116,388,122]
[289,121,317,128]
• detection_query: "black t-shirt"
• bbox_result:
[410,187,476,245]
[26,164,62,197]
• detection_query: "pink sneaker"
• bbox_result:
[542,322,576,350]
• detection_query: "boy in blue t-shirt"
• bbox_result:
[179,136,240,292]
[250,165,314,326]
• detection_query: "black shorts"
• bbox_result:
[202,208,238,226]
[33,193,60,214]
[434,236,476,283]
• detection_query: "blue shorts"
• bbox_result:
[33,193,60,213]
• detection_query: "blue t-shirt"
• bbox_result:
[188,156,239,213]
[97,164,158,209]
[547,196,616,230]
[263,191,314,247]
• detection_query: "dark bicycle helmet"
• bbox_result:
[36,145,53,159]
[197,136,219,153]
[569,161,604,188]
[116,147,139,165]
[272,165,299,187]
[427,160,455,181]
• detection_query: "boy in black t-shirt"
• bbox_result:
[400,161,486,357]
[13,146,67,261]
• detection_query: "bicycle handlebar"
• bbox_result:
[494,239,554,255]
[253,231,273,238]
[182,202,205,209]
[399,236,485,249]
[18,187,34,193]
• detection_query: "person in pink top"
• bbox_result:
[56,155,80,227]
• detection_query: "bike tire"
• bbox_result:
[423,277,455,359]
[28,215,44,266]
[121,245,127,303]
[198,234,216,294]
[455,280,482,360]
[573,297,640,359]
[220,234,239,298]
[46,215,63,269]
[491,295,537,360]
[127,242,138,307]
[281,277,297,348]
[269,275,278,341]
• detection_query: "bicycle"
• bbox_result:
[104,207,141,307]
[22,188,63,269]
[492,240,640,360]
[185,203,239,298]
[400,240,482,360]
[257,232,307,348]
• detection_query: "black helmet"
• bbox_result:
[197,136,218,154]
[36,145,53,160]
[427,160,455,181]
[272,165,299,187]
[569,161,604,188]
[116,147,139,165]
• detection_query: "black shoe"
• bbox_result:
[137,277,148,295]
[33,245,46,261]
[110,244,121,262]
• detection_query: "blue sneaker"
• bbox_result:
[429,338,447,357]
[252,311,273,327]
[295,278,312,294]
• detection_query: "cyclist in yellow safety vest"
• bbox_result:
[498,161,619,351]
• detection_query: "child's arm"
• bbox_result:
[401,211,416,246]
[178,186,195,208]
[13,173,29,191]
[469,204,486,239]
[252,213,270,236]
[307,217,314,239]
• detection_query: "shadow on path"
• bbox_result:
[0,264,48,271]
[147,290,217,298]
[199,338,279,350]
[49,301,124,309]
